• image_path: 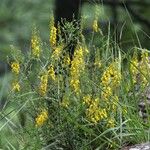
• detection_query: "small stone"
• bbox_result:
[138,101,145,109]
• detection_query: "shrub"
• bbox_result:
[6,15,150,150]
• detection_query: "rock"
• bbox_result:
[122,142,150,150]
[138,86,150,121]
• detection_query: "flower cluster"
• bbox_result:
[49,16,57,48]
[11,62,20,74]
[101,86,112,101]
[93,19,99,33]
[70,45,84,93]
[130,53,139,84]
[100,60,121,127]
[83,96,107,124]
[35,110,48,127]
[12,82,20,92]
[92,5,100,33]
[11,61,20,92]
[50,26,57,48]
[101,60,121,101]
[48,65,56,81]
[83,95,91,105]
[63,54,71,67]
[139,50,149,87]
[107,118,115,128]
[39,74,48,96]
[51,44,64,60]
[31,28,41,58]
[101,61,121,88]
[130,50,149,87]
[60,95,69,108]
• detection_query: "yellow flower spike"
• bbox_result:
[141,49,149,63]
[130,52,139,84]
[39,74,48,96]
[51,44,64,60]
[70,45,85,93]
[93,19,99,32]
[49,15,57,48]
[83,95,91,105]
[101,86,112,100]
[101,60,121,89]
[63,54,71,66]
[50,26,57,48]
[11,62,20,75]
[12,82,20,92]
[102,109,107,118]
[31,28,41,58]
[35,110,48,127]
[85,97,107,124]
[70,78,80,93]
[48,65,55,81]
[107,118,115,128]
[123,107,127,115]
[139,49,150,87]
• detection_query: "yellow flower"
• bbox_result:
[35,110,48,127]
[39,74,48,96]
[50,26,57,47]
[111,95,119,112]
[49,16,57,48]
[129,49,149,88]
[101,61,121,89]
[130,52,139,84]
[48,65,55,81]
[83,95,91,105]
[31,28,41,58]
[60,96,69,108]
[123,107,127,115]
[70,45,85,93]
[85,97,107,124]
[11,62,20,74]
[70,78,80,93]
[94,60,101,68]
[61,100,69,108]
[101,60,121,113]
[139,50,149,87]
[93,19,99,32]
[107,118,115,128]
[70,45,84,76]
[141,49,149,63]
[101,86,112,100]
[63,54,71,67]
[51,44,64,60]
[12,82,20,92]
